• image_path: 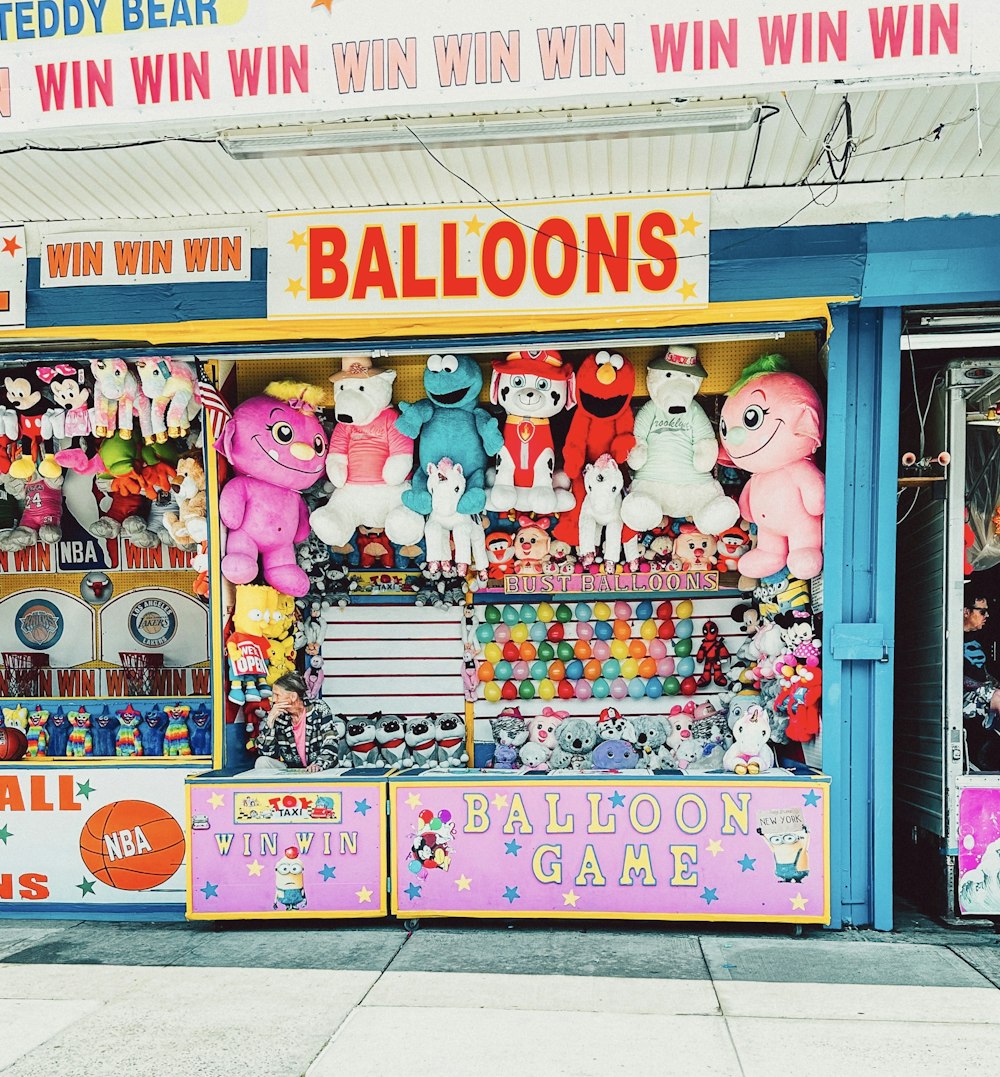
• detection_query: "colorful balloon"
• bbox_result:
[613,619,631,640]
[584,659,603,681]
[680,676,698,696]
[648,639,667,660]
[484,643,502,664]
[575,603,592,622]
[638,657,657,679]
[556,603,573,622]
[476,623,494,644]
[547,623,565,642]
[537,641,555,662]
[529,621,547,642]
[594,601,612,620]
[548,660,566,681]
[628,640,647,660]
[557,641,575,662]
[520,604,537,623]
[592,640,611,662]
[519,642,537,662]
[656,601,673,620]
[502,604,520,625]
[512,660,529,681]
[675,618,694,639]
[656,658,675,678]
[537,602,556,623]
[592,677,611,699]
[657,620,675,640]
[573,639,592,660]
[495,660,513,681]
[603,658,621,680]
[676,656,695,678]
[577,621,595,642]
[484,605,501,624]
[674,637,693,658]
[574,680,593,701]
[494,624,511,644]
[502,641,519,663]
[646,677,664,699]
[511,623,529,644]
[478,662,495,682]
[594,620,614,641]
[611,677,629,700]
[519,680,536,700]
[611,639,630,660]
[558,678,576,699]
[637,600,653,619]
[640,619,657,640]
[628,678,647,700]
[676,599,694,619]
[620,657,639,679]
[483,681,502,702]
[538,678,556,700]
[501,680,519,700]
[530,660,548,680]
[614,601,632,620]
[663,675,680,695]
[564,659,583,681]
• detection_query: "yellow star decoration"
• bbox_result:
[285,277,306,299]
[455,874,472,891]
[679,212,702,236]
[491,793,509,810]
[246,860,263,877]
[405,792,423,810]
[208,792,225,810]
[356,885,374,904]
[311,0,333,11]
[790,892,809,911]
[288,230,308,252]
[465,215,485,236]
[677,280,699,302]
[706,839,724,857]
[562,889,580,907]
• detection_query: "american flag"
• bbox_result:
[197,379,232,446]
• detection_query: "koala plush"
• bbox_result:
[632,715,670,771]
[375,713,408,767]
[549,717,598,771]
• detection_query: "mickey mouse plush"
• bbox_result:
[4,365,58,480]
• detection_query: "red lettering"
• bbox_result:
[30,775,53,812]
[19,873,49,900]
[585,215,630,294]
[0,777,24,812]
[636,212,678,292]
[441,223,477,298]
[758,14,798,65]
[400,225,436,299]
[869,6,907,59]
[59,774,81,812]
[481,221,527,299]
[309,227,349,299]
[351,227,398,300]
[649,24,688,72]
[532,217,578,298]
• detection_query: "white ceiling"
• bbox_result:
[0,82,996,230]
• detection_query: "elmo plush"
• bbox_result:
[553,351,636,548]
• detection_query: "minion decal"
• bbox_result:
[756,808,810,883]
[273,846,307,911]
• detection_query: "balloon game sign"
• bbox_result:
[390,774,830,922]
[957,784,1000,916]
[187,777,388,919]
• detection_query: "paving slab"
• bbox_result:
[0,921,79,961]
[3,967,378,1077]
[0,964,149,1000]
[702,937,992,987]
[0,998,102,1071]
[363,970,720,1015]
[716,980,1000,1023]
[949,944,1000,987]
[181,925,405,971]
[729,1015,1000,1077]
[308,1007,739,1077]
[390,927,710,979]
[0,922,203,967]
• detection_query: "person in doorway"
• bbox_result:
[254,672,341,772]
[963,587,1000,770]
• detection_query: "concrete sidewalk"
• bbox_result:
[1,917,999,1076]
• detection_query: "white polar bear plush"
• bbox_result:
[723,705,775,775]
[621,346,738,536]
[309,357,422,549]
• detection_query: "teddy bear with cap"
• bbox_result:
[621,345,739,537]
[486,349,576,514]
[309,356,423,550]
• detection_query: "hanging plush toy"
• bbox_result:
[46,706,71,758]
[188,704,212,756]
[577,454,627,568]
[218,382,327,597]
[67,707,93,757]
[25,706,48,758]
[115,703,144,756]
[621,346,739,536]
[4,365,58,480]
[91,705,119,756]
[309,356,420,550]
[554,350,636,549]
[141,706,169,756]
[424,458,488,577]
[90,359,140,440]
[134,358,200,444]
[696,620,731,687]
[486,349,576,514]
[396,353,503,515]
[227,585,276,705]
[164,704,193,756]
[719,355,825,580]
[163,454,206,548]
[43,364,92,452]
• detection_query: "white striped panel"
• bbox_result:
[323,658,460,677]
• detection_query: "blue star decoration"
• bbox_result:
[318,864,337,882]
[505,839,522,856]
[76,780,95,799]
[608,790,626,808]
[700,887,719,905]
[503,886,520,904]
[76,877,96,896]
[200,881,219,900]
[405,883,422,900]
[738,854,756,872]
[354,798,371,816]
[803,790,821,807]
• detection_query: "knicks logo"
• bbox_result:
[15,600,63,649]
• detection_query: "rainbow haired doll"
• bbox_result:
[164,704,192,757]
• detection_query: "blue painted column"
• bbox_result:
[824,302,901,929]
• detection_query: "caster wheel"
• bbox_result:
[404,918,420,932]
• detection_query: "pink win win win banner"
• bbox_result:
[391,776,829,923]
[187,779,387,919]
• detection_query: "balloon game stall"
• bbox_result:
[186,320,830,925]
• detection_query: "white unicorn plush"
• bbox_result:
[723,705,775,775]
[577,453,629,568]
[424,459,488,579]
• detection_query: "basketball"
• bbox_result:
[79,800,185,891]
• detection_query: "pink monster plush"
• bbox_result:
[719,355,824,581]
[217,382,327,597]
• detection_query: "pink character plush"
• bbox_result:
[719,355,824,581]
[217,382,328,597]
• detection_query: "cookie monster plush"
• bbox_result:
[396,354,503,515]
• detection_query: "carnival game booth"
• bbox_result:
[0,356,216,918]
[186,321,830,925]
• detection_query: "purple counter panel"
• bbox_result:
[187,776,387,920]
[957,780,1000,916]
[390,772,830,924]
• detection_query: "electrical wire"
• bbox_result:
[897,485,922,526]
[743,104,781,188]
